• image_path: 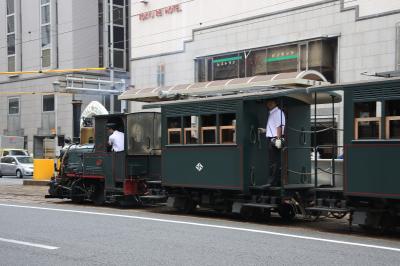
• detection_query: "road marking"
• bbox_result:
[0,203,399,253]
[0,237,59,250]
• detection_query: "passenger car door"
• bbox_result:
[1,157,12,175]
[8,158,17,175]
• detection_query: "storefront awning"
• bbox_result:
[119,70,330,102]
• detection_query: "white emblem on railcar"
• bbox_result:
[195,163,204,172]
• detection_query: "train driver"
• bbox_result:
[258,99,285,187]
[106,123,124,152]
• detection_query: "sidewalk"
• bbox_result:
[0,177,57,204]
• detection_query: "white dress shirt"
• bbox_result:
[266,107,286,138]
[108,130,125,152]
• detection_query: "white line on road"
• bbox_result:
[0,203,399,253]
[0,237,59,250]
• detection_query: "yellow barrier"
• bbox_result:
[33,159,54,181]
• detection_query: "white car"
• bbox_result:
[0,156,34,178]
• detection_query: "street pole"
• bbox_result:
[110,0,115,114]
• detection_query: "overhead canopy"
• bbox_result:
[119,70,329,102]
[143,87,341,109]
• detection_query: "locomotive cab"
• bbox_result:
[48,112,162,205]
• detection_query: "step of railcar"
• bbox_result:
[306,206,349,213]
[242,203,278,209]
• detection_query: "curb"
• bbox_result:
[23,180,50,186]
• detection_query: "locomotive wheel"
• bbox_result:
[278,204,296,222]
[70,180,85,203]
[90,183,105,206]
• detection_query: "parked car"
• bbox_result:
[0,149,29,158]
[0,156,34,178]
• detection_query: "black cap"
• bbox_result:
[106,123,117,130]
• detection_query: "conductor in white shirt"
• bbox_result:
[106,123,124,152]
[259,99,286,186]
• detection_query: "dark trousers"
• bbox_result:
[268,139,281,186]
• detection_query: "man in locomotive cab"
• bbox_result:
[106,123,124,152]
[259,98,286,187]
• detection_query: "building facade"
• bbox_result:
[0,0,130,156]
[129,0,400,156]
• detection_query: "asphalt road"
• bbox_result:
[0,202,400,266]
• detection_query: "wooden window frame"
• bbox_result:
[168,128,181,144]
[354,117,381,140]
[219,125,236,144]
[385,116,400,139]
[201,126,217,144]
[184,128,198,144]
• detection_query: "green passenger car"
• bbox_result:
[150,88,338,217]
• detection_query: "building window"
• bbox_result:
[40,0,51,68]
[98,0,104,67]
[195,38,337,83]
[43,95,55,112]
[157,64,165,87]
[6,0,16,72]
[8,97,19,115]
[107,0,128,71]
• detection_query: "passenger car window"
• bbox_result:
[2,157,11,163]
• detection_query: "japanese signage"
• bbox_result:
[139,4,182,21]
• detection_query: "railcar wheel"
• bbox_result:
[241,207,271,222]
[176,198,197,214]
[278,204,296,222]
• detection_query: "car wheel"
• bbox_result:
[16,170,23,179]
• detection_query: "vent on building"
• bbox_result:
[42,48,51,68]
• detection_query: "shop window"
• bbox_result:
[213,53,245,80]
[183,116,199,144]
[167,117,181,144]
[266,45,298,74]
[195,59,206,82]
[385,99,400,139]
[201,114,216,144]
[354,102,381,139]
[308,39,336,82]
[246,50,266,76]
[299,44,308,71]
[219,113,236,144]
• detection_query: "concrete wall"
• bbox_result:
[130,0,400,88]
[0,0,106,153]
